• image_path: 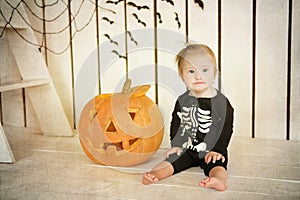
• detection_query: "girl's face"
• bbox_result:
[180,54,216,97]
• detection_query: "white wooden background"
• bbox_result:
[0,0,299,145]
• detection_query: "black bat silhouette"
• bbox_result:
[161,0,174,6]
[112,50,126,59]
[127,31,138,45]
[104,34,118,46]
[156,12,163,23]
[106,0,123,5]
[127,2,150,10]
[174,12,181,29]
[132,13,146,27]
[194,0,204,9]
[102,17,114,24]
[127,31,132,37]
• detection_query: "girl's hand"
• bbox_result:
[164,147,182,159]
[205,151,225,164]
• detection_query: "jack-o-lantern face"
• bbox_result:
[78,85,164,166]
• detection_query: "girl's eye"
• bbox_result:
[202,68,208,73]
[188,69,195,73]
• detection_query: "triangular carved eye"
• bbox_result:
[129,112,136,120]
[106,118,116,133]
[128,108,139,120]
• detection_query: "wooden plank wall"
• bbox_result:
[0,0,299,141]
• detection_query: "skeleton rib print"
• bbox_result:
[181,105,212,135]
[178,105,212,152]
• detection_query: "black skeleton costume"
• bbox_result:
[170,90,234,159]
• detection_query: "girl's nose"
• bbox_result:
[195,71,202,79]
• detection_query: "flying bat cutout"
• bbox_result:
[132,13,146,27]
[127,31,138,46]
[161,0,174,6]
[106,0,123,5]
[127,2,150,10]
[156,12,163,24]
[194,0,204,9]
[112,50,127,59]
[174,12,181,29]
[104,34,119,46]
[102,17,114,24]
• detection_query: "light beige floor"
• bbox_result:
[1,126,299,200]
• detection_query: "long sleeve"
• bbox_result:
[211,99,234,156]
[169,100,182,147]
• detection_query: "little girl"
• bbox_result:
[142,44,234,191]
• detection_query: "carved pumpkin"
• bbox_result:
[78,83,164,166]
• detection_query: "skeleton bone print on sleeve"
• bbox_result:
[178,105,212,152]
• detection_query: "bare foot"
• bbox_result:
[199,177,226,191]
[142,172,159,185]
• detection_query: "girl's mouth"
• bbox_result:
[194,81,205,84]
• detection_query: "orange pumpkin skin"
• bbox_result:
[78,85,164,166]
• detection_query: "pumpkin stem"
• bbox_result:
[122,78,132,93]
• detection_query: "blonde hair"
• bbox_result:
[175,44,218,77]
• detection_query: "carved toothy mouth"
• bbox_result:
[102,138,140,151]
